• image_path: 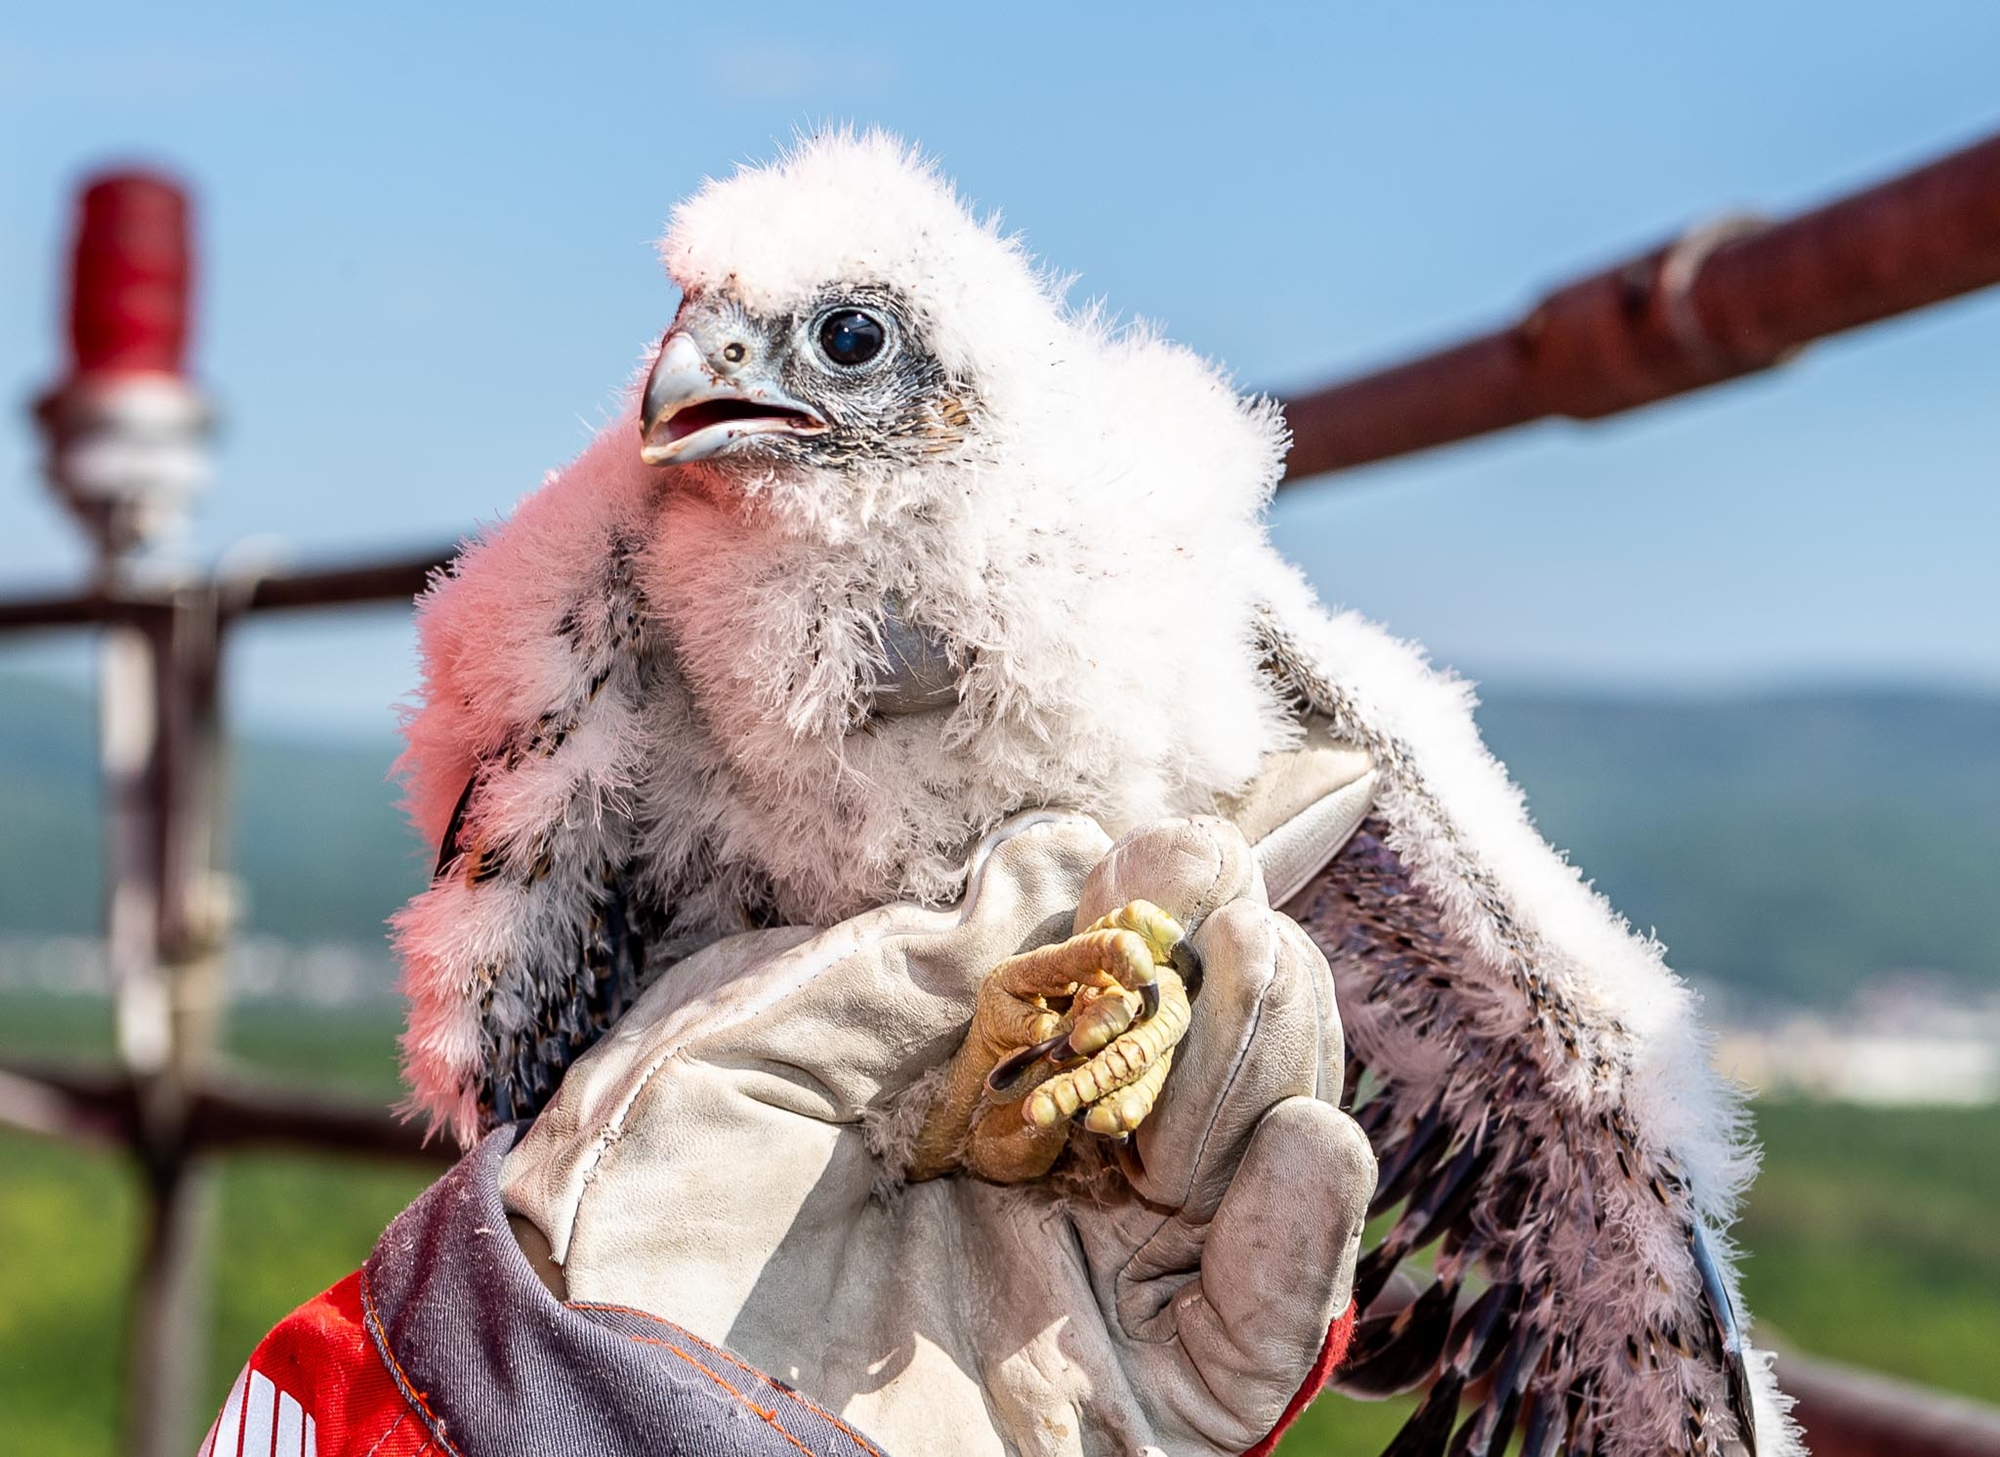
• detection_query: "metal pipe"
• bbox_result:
[1779,1351,2000,1457]
[30,167,227,1457]
[0,1061,452,1166]
[1279,129,2000,481]
[0,549,452,636]
[234,551,446,614]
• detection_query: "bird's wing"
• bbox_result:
[394,424,700,1148]
[1256,595,1800,1457]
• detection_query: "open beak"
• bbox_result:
[638,331,828,465]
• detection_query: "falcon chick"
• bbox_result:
[399,131,1294,1143]
[395,131,1797,1457]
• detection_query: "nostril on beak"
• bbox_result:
[637,327,827,465]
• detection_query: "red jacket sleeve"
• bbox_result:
[197,1272,435,1457]
[1244,1303,1357,1457]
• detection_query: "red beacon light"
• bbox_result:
[35,169,213,569]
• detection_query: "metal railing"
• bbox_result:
[1277,131,2000,481]
[4,129,2000,1456]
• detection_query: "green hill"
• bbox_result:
[2,673,1995,1005]
[0,674,428,948]
[1476,688,2000,1004]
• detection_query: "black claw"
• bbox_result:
[1692,1220,1759,1456]
[1137,979,1162,1022]
[1049,1044,1089,1070]
[1169,938,1203,996]
[986,1033,1073,1098]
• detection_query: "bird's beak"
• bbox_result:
[638,331,828,466]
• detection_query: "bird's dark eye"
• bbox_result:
[817,309,886,368]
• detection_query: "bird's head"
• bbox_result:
[621,132,1293,876]
[638,131,1064,525]
[639,282,964,472]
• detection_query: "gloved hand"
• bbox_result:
[500,809,1376,1457]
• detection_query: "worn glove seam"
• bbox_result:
[1183,818,1231,933]
[1112,935,1281,1343]
[1166,922,1282,1215]
[1098,818,1242,1340]
[1272,915,1339,1103]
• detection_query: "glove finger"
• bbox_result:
[599,813,1111,1128]
[1126,899,1342,1220]
[1074,815,1259,940]
[1174,1096,1375,1420]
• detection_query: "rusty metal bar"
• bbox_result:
[0,1060,449,1165]
[0,1064,135,1143]
[1279,128,2000,481]
[0,549,450,637]
[233,550,447,615]
[188,1076,452,1164]
[0,589,168,634]
[1779,1351,2000,1457]
[107,594,215,1457]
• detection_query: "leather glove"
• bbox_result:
[500,806,1376,1456]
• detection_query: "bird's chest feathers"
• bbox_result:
[637,508,1011,914]
[643,511,970,756]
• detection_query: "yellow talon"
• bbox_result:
[909,899,1198,1184]
[1065,983,1141,1057]
[1085,899,1185,969]
[1021,964,1189,1130]
[1082,1052,1174,1135]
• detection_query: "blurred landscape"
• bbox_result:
[7,5,2000,1452]
[7,669,1998,1016]
[2,668,1996,1454]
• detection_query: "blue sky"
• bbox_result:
[2,2,1996,739]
